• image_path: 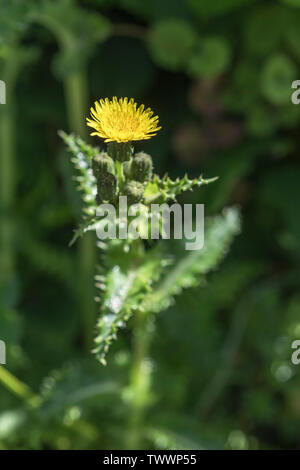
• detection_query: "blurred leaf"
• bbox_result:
[39,361,121,417]
[30,0,112,76]
[148,19,198,71]
[188,36,231,79]
[260,54,296,106]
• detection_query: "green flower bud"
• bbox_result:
[92,152,114,179]
[123,160,132,180]
[123,181,144,205]
[97,172,118,203]
[107,141,133,162]
[131,152,153,182]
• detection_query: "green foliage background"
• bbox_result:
[1,0,300,450]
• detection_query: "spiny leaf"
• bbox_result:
[141,207,241,314]
[93,244,168,365]
[39,360,121,417]
[59,131,97,215]
[144,174,218,204]
[68,216,97,247]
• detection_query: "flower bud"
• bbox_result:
[123,181,144,205]
[97,172,117,203]
[123,160,132,179]
[131,152,153,182]
[107,142,133,162]
[92,152,114,179]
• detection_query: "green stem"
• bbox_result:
[115,160,124,191]
[63,71,96,350]
[0,366,39,407]
[0,58,18,291]
[0,105,15,285]
[64,72,88,138]
[126,309,152,450]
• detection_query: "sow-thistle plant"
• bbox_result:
[60,96,240,370]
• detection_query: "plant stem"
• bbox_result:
[0,102,15,285]
[64,72,88,138]
[126,309,152,450]
[0,366,38,406]
[0,58,18,292]
[115,160,124,191]
[64,71,96,350]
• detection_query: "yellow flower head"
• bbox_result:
[86,97,161,143]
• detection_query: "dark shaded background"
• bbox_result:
[1,0,300,449]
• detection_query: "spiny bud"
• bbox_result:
[123,181,144,205]
[123,160,132,180]
[92,152,114,179]
[97,172,117,203]
[107,142,133,162]
[131,152,153,182]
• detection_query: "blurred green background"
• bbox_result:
[1,0,300,450]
